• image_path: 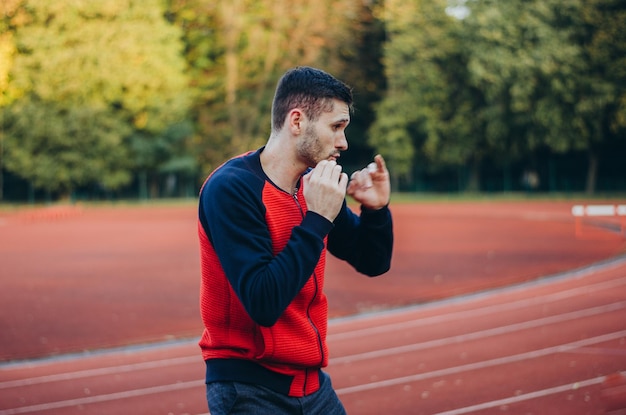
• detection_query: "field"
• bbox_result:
[0,198,625,414]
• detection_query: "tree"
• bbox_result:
[463,0,625,194]
[572,0,626,193]
[372,0,625,193]
[0,0,25,200]
[3,100,131,195]
[2,0,190,198]
[369,0,472,190]
[332,0,388,172]
[167,0,364,175]
[458,1,583,191]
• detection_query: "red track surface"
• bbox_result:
[1,200,625,414]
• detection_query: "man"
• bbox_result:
[197,66,393,414]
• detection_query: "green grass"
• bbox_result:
[389,191,626,204]
[2,192,625,211]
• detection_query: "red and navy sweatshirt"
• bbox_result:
[198,148,393,397]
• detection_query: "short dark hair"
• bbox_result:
[271,66,353,132]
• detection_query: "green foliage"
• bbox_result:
[3,0,191,195]
[322,0,387,170]
[1,0,624,199]
[3,100,131,193]
[369,0,626,192]
[370,0,475,185]
[578,0,626,135]
[167,0,366,174]
[369,98,415,182]
[0,0,24,107]
[462,0,624,192]
[463,1,577,155]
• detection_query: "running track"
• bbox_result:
[1,255,625,414]
[1,201,625,414]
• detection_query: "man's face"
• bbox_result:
[296,99,350,167]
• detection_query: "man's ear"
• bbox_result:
[288,109,304,135]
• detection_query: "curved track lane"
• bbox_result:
[1,256,625,415]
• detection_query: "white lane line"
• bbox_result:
[0,356,198,389]
[6,301,623,390]
[3,331,623,414]
[431,376,606,415]
[330,254,626,334]
[0,337,200,370]
[335,329,626,395]
[566,346,626,357]
[329,275,626,341]
[2,258,623,414]
[330,300,626,365]
[0,380,202,415]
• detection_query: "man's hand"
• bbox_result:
[347,154,390,210]
[303,160,349,222]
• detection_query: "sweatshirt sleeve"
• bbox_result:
[199,167,333,327]
[327,202,393,276]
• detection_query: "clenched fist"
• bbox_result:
[302,160,349,222]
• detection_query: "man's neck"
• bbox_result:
[260,142,304,195]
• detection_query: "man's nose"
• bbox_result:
[336,133,348,151]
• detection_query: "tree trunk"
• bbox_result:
[150,176,159,199]
[220,0,243,152]
[390,171,400,193]
[585,151,598,195]
[465,160,481,192]
[139,171,148,200]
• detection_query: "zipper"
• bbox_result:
[293,191,325,394]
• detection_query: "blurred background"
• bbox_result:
[0,0,625,203]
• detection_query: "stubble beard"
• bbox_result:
[297,124,338,168]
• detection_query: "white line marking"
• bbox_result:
[0,356,198,389]
[335,329,626,395]
[3,266,624,389]
[5,300,623,390]
[329,275,626,340]
[0,380,202,415]
[0,337,199,369]
[567,347,626,357]
[431,376,605,415]
[330,301,626,364]
[2,257,624,414]
[3,329,622,414]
